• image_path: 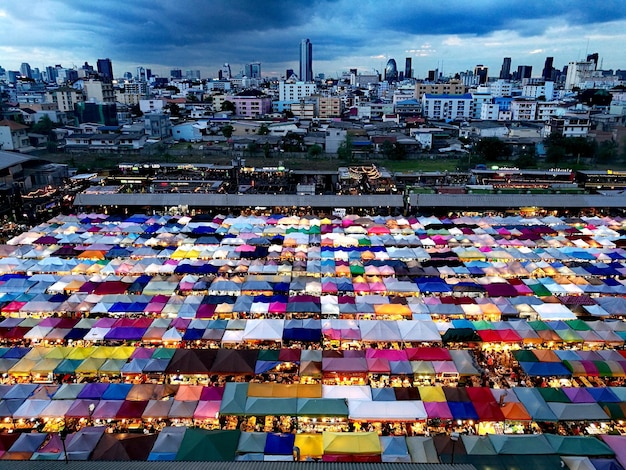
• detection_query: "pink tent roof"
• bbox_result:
[425,401,453,419]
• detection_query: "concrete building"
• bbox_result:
[471,88,493,119]
[565,61,595,90]
[325,127,347,153]
[421,93,472,120]
[511,99,537,121]
[414,80,465,100]
[490,80,513,98]
[0,120,30,151]
[227,91,272,118]
[81,79,115,103]
[279,81,317,102]
[139,99,166,114]
[144,113,172,140]
[45,87,84,113]
[544,112,591,138]
[522,81,555,100]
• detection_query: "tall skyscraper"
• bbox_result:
[97,58,114,81]
[221,64,231,80]
[170,69,182,79]
[516,65,532,81]
[244,62,262,79]
[299,39,313,82]
[384,59,398,83]
[474,65,489,84]
[542,57,554,81]
[405,57,412,79]
[20,62,32,79]
[499,57,511,79]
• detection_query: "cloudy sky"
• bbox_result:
[1,0,625,79]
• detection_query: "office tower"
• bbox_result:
[405,58,412,79]
[427,69,438,82]
[299,39,313,82]
[474,65,489,84]
[45,66,57,83]
[244,62,262,79]
[170,69,182,79]
[221,64,231,80]
[516,65,532,81]
[285,69,294,80]
[146,69,152,80]
[587,53,599,70]
[97,58,114,81]
[542,57,554,81]
[499,57,511,79]
[384,59,398,83]
[20,63,32,79]
[137,67,147,81]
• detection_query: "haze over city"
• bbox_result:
[1,0,626,79]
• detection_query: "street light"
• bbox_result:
[450,431,460,465]
[59,425,69,464]
[88,403,95,426]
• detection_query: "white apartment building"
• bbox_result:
[480,103,500,121]
[565,61,595,90]
[489,80,513,98]
[471,90,492,119]
[279,81,317,102]
[421,93,472,120]
[45,87,84,112]
[536,101,563,122]
[544,113,590,138]
[522,81,555,100]
[511,99,537,121]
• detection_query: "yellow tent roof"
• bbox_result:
[294,434,323,459]
[23,347,49,361]
[322,431,381,454]
[90,346,116,359]
[31,358,63,375]
[110,346,136,360]
[418,386,447,402]
[75,357,107,374]
[44,346,73,359]
[247,383,322,399]
[66,346,95,360]
[9,358,39,376]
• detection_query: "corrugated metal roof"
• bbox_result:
[73,193,404,209]
[5,461,476,470]
[413,193,626,208]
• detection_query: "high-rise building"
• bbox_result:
[97,58,114,81]
[299,39,313,82]
[285,69,295,80]
[587,53,599,70]
[45,66,58,83]
[384,59,398,83]
[170,69,182,79]
[405,58,412,79]
[474,65,489,84]
[19,63,32,79]
[542,57,554,81]
[244,62,262,79]
[499,57,511,79]
[221,64,231,80]
[516,65,532,81]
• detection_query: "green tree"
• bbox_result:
[475,137,512,162]
[246,141,258,156]
[257,124,270,135]
[596,140,618,164]
[166,85,180,94]
[130,104,143,117]
[337,134,354,161]
[380,140,394,159]
[221,124,234,138]
[165,102,181,117]
[186,93,199,102]
[307,144,323,159]
[31,115,56,135]
[221,100,236,113]
[263,142,271,158]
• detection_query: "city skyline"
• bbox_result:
[1,0,626,79]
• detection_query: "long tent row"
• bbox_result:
[2,380,626,431]
[2,426,626,466]
[3,212,626,465]
[2,317,626,346]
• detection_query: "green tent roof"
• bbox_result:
[176,428,240,461]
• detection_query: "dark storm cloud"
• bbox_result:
[1,0,625,73]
